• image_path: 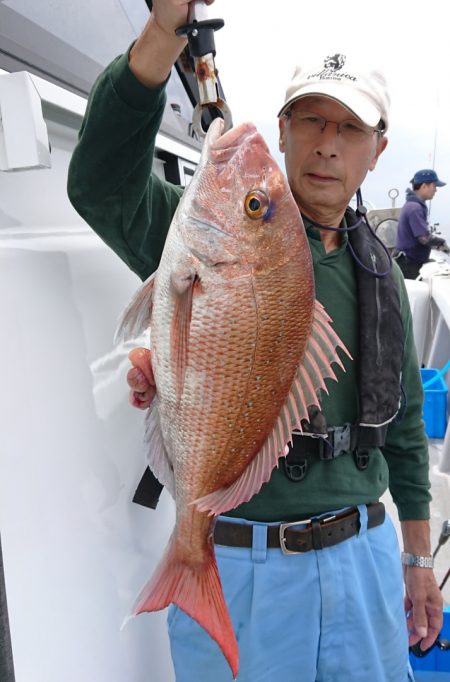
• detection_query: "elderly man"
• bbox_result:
[67,1,442,680]
[395,168,450,279]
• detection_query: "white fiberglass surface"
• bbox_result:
[0,228,175,682]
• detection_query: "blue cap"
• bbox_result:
[410,169,446,187]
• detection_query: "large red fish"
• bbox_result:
[117,119,349,678]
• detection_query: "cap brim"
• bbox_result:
[278,81,382,128]
[436,180,446,187]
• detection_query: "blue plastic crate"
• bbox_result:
[410,606,450,676]
[421,368,448,439]
[414,673,450,680]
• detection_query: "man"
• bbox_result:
[67,2,443,680]
[395,168,450,279]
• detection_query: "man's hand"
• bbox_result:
[127,348,156,410]
[437,242,450,254]
[129,0,215,87]
[401,519,443,650]
[150,0,215,41]
[404,567,443,651]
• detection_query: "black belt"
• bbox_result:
[214,502,385,555]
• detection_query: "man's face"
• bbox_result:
[420,182,438,200]
[278,95,388,221]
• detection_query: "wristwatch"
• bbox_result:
[401,552,434,568]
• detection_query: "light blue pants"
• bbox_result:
[168,505,414,681]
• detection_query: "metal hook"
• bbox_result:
[191,98,233,139]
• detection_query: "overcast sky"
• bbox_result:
[211,0,450,238]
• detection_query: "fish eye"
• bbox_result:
[244,190,270,220]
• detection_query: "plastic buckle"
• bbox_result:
[354,449,370,470]
[319,424,352,460]
[279,517,312,555]
[332,424,352,456]
[283,457,307,481]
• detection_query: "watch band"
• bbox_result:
[401,552,434,568]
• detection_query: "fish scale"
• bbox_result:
[116,118,350,679]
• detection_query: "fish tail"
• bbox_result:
[130,538,239,679]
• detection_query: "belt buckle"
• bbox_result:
[279,513,337,555]
[279,517,312,555]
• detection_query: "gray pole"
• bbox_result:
[0,534,15,682]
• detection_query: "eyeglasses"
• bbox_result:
[285,110,384,143]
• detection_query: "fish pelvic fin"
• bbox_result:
[193,299,352,515]
[144,398,175,498]
[114,272,156,344]
[170,266,196,403]
[129,537,239,679]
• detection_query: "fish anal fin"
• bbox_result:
[129,537,239,679]
[193,422,294,516]
[193,299,351,515]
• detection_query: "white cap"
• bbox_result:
[278,53,390,130]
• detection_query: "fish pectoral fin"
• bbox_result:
[114,271,156,343]
[194,299,351,516]
[170,266,197,402]
[129,536,239,679]
[144,399,175,498]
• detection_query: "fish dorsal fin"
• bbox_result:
[114,272,156,344]
[193,300,351,516]
[144,398,175,498]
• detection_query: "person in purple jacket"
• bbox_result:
[395,169,450,279]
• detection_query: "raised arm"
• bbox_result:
[67,1,215,279]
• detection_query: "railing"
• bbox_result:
[406,270,450,473]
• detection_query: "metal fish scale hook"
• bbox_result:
[176,0,233,139]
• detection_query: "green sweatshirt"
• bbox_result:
[67,51,431,522]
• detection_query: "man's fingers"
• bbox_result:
[411,602,431,640]
[128,347,155,386]
[127,366,149,390]
[129,389,153,410]
[419,607,444,650]
[406,602,444,650]
[127,348,156,409]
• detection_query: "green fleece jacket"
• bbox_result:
[67,51,431,522]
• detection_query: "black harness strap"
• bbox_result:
[132,467,164,509]
[346,208,404,427]
[284,422,388,481]
[283,208,404,483]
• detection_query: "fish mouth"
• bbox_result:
[206,120,268,161]
[205,117,226,145]
[208,120,257,148]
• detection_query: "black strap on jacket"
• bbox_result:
[132,467,163,509]
[346,207,404,427]
[284,422,389,481]
[284,208,404,483]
